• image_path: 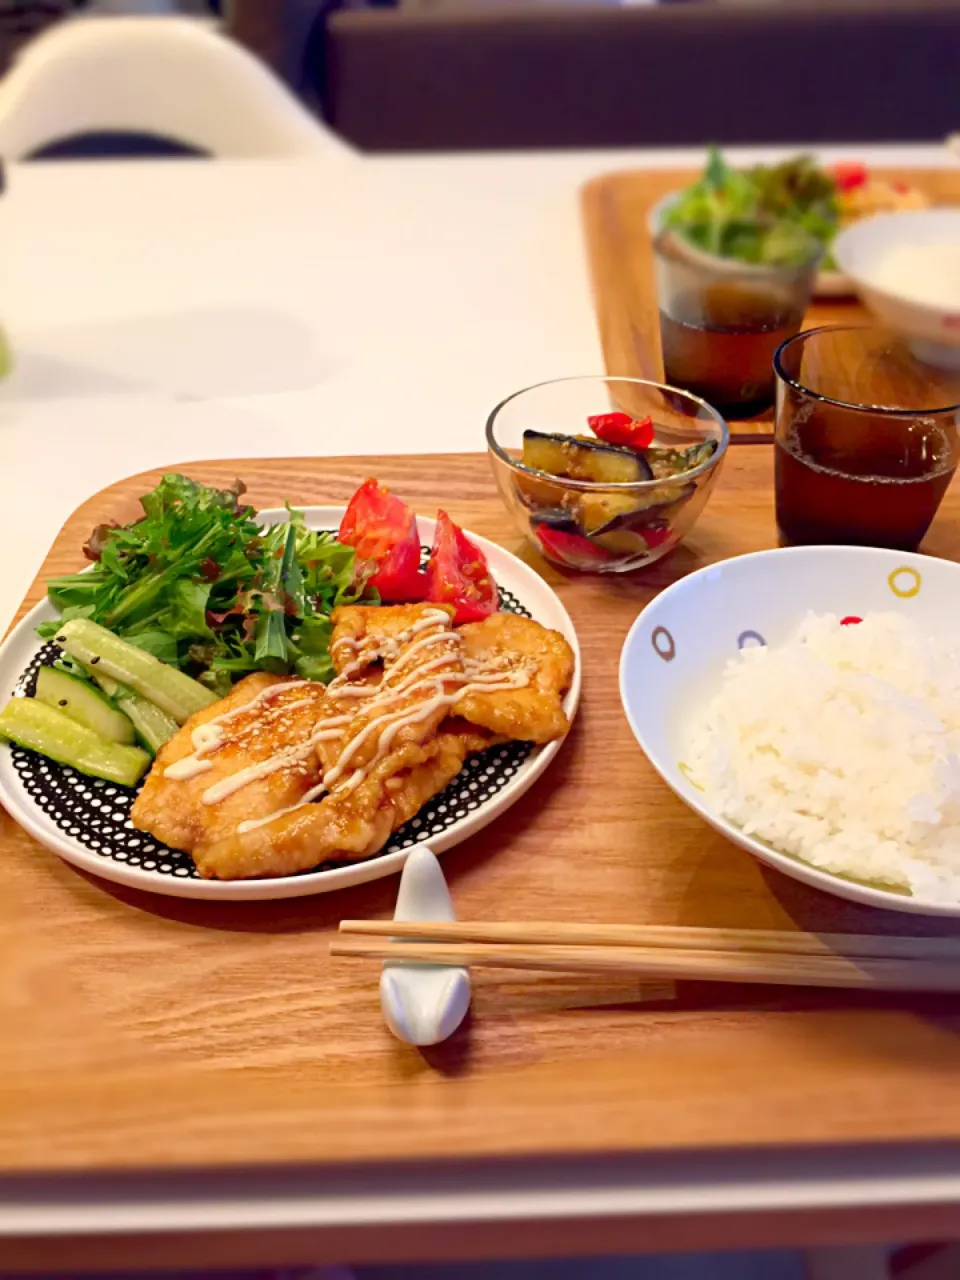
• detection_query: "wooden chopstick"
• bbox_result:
[329,936,960,992]
[338,919,960,962]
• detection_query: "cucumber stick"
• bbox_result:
[35,667,135,745]
[90,671,178,755]
[89,670,122,698]
[55,619,216,724]
[0,698,150,787]
[117,697,179,756]
[94,680,179,757]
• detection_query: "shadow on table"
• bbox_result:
[0,308,337,403]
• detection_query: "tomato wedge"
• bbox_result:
[588,412,655,451]
[338,479,427,602]
[426,510,499,624]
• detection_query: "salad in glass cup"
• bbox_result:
[651,148,931,295]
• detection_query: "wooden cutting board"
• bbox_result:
[4,451,960,1178]
[580,167,960,435]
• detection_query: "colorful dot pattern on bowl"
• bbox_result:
[737,630,765,650]
[666,563,924,780]
[651,626,676,661]
[889,566,922,598]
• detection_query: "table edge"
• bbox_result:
[4,1141,960,1238]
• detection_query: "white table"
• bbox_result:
[0,143,956,632]
[2,143,960,1273]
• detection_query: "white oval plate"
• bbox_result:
[0,507,580,901]
[620,545,960,918]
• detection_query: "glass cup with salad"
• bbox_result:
[654,149,826,416]
[654,224,822,418]
[486,375,728,574]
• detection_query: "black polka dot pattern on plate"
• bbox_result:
[10,579,536,880]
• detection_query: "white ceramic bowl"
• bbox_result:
[646,191,851,297]
[620,545,960,917]
[833,209,960,369]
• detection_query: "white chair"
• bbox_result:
[0,15,350,160]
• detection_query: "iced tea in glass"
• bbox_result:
[774,326,960,550]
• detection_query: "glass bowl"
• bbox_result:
[486,375,729,573]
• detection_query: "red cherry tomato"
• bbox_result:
[339,479,427,602]
[840,616,862,626]
[426,510,499,624]
[832,162,868,193]
[587,411,633,433]
[536,525,612,569]
[588,412,655,451]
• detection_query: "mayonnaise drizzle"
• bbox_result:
[325,637,457,703]
[230,665,523,818]
[191,723,224,753]
[321,666,527,793]
[201,740,315,806]
[330,609,452,682]
[163,607,533,834]
[205,679,313,729]
[163,755,214,781]
[163,679,319,781]
[384,629,458,676]
[236,779,327,833]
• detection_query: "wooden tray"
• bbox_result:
[4,451,960,1178]
[580,167,960,435]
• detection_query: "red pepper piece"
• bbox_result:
[641,524,673,549]
[536,525,612,569]
[589,413,655,451]
[840,616,862,626]
[587,411,632,433]
[832,162,868,193]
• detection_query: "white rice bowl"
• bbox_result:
[619,545,960,916]
[687,612,960,902]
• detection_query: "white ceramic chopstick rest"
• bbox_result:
[379,845,471,1046]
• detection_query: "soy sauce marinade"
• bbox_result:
[775,409,957,551]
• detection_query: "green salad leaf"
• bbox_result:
[38,474,371,694]
[664,146,839,267]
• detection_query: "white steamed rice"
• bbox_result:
[686,612,960,902]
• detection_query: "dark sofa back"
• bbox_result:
[318,1,960,151]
